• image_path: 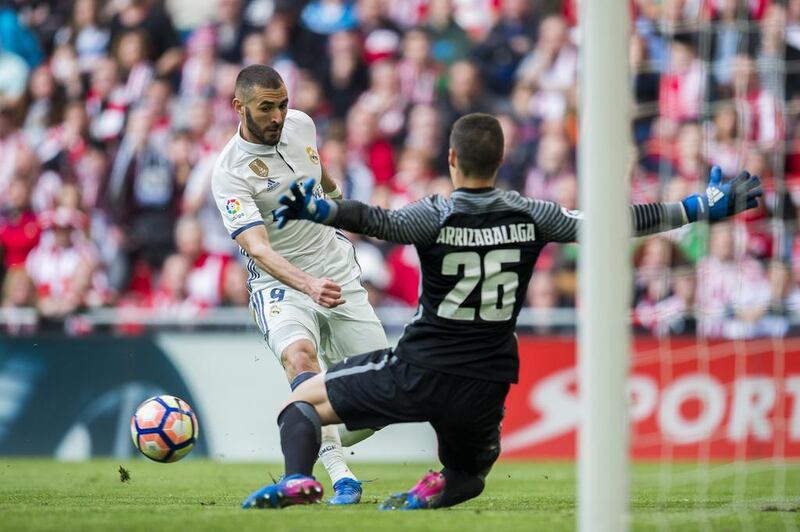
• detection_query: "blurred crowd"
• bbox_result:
[0,0,799,338]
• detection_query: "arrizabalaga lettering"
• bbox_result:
[435,223,536,247]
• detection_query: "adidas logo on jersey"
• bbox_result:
[265,179,281,192]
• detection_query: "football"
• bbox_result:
[130,395,199,463]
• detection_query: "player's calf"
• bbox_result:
[278,401,322,476]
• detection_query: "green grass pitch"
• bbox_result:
[1,459,798,531]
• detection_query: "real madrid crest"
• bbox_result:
[306,146,320,165]
[249,158,270,177]
[270,305,281,317]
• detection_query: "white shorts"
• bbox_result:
[250,278,389,369]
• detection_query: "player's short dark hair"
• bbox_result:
[449,113,504,179]
[235,65,285,99]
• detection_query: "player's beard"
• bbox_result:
[245,108,281,146]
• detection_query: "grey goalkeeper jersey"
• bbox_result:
[326,188,687,383]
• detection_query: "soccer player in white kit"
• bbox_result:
[211,65,389,504]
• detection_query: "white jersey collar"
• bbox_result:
[235,124,289,155]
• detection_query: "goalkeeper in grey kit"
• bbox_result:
[241,113,762,510]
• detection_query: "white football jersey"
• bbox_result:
[212,109,360,293]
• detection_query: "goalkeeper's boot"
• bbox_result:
[241,474,323,509]
[328,477,362,505]
[378,470,445,510]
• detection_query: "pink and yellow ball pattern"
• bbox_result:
[130,395,199,463]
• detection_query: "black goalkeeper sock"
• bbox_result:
[277,401,321,477]
[438,468,486,508]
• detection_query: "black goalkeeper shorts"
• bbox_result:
[325,348,509,477]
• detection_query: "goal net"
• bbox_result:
[626,1,800,529]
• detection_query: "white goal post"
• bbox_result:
[577,0,632,531]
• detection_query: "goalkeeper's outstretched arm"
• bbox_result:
[527,200,688,243]
[274,167,762,246]
[274,179,444,246]
[321,196,446,247]
[322,198,686,246]
[528,166,761,243]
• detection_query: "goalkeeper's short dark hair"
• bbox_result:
[449,113,505,179]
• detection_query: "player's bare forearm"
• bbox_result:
[251,244,315,293]
[234,224,344,307]
[320,166,342,198]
